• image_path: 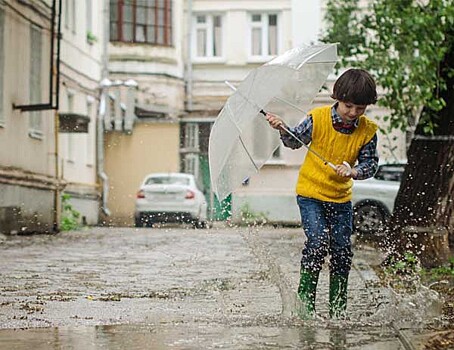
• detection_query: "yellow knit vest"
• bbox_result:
[296,105,378,203]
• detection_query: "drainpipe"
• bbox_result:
[98,0,111,217]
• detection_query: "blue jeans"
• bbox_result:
[296,196,353,276]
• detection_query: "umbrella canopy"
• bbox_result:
[209,44,338,201]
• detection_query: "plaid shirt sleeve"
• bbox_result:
[280,116,313,149]
[354,134,379,180]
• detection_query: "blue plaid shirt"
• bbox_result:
[281,105,379,180]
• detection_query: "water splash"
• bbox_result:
[364,273,445,329]
[239,226,303,318]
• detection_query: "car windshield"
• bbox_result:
[374,164,405,182]
[145,176,190,186]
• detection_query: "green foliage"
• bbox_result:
[322,0,454,135]
[86,31,98,44]
[239,203,268,226]
[60,193,81,231]
[383,252,422,292]
[384,251,421,276]
[383,253,454,292]
[421,256,454,280]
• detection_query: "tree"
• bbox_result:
[323,0,454,267]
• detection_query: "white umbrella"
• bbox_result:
[209,44,338,201]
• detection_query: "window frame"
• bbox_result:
[110,0,173,46]
[65,0,77,33]
[184,154,199,179]
[247,12,280,62]
[66,91,75,162]
[184,122,199,151]
[85,96,94,166]
[86,0,93,33]
[29,24,43,139]
[192,12,224,62]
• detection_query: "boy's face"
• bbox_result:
[336,101,367,123]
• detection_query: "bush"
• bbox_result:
[60,193,81,231]
[240,203,268,226]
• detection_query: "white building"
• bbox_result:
[0,0,407,232]
[58,0,104,226]
[182,0,406,224]
[0,0,103,233]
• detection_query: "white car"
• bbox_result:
[352,163,405,235]
[134,173,208,228]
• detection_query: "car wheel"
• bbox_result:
[144,218,153,228]
[193,220,206,229]
[135,216,144,227]
[353,203,388,235]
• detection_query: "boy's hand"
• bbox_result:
[266,113,286,131]
[335,163,357,178]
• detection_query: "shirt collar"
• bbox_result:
[331,103,359,129]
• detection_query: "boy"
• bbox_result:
[266,68,379,319]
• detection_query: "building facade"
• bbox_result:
[0,0,56,233]
[0,0,103,233]
[182,0,407,224]
[0,0,407,231]
[102,0,185,225]
[58,0,104,226]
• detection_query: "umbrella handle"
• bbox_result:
[262,108,344,174]
[327,161,352,176]
[342,161,352,176]
[327,162,337,170]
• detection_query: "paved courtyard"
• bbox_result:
[0,226,445,349]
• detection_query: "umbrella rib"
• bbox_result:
[212,45,338,200]
[225,101,243,133]
[272,96,307,114]
[225,81,336,170]
[300,60,337,65]
[239,135,260,171]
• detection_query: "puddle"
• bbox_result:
[0,323,406,350]
[0,226,445,349]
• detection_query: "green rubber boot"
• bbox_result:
[329,273,348,319]
[297,269,319,319]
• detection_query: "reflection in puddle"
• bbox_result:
[0,323,405,350]
[0,227,443,349]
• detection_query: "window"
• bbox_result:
[67,92,75,161]
[86,98,94,165]
[374,164,405,182]
[146,175,190,186]
[64,0,70,28]
[110,0,173,45]
[184,123,199,151]
[29,25,42,137]
[182,123,199,177]
[0,8,4,126]
[65,0,77,33]
[184,154,198,178]
[86,0,93,33]
[250,13,278,57]
[193,14,223,58]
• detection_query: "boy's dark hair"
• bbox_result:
[331,69,377,105]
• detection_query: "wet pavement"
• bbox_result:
[0,226,446,349]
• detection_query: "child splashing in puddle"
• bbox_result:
[266,69,379,319]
